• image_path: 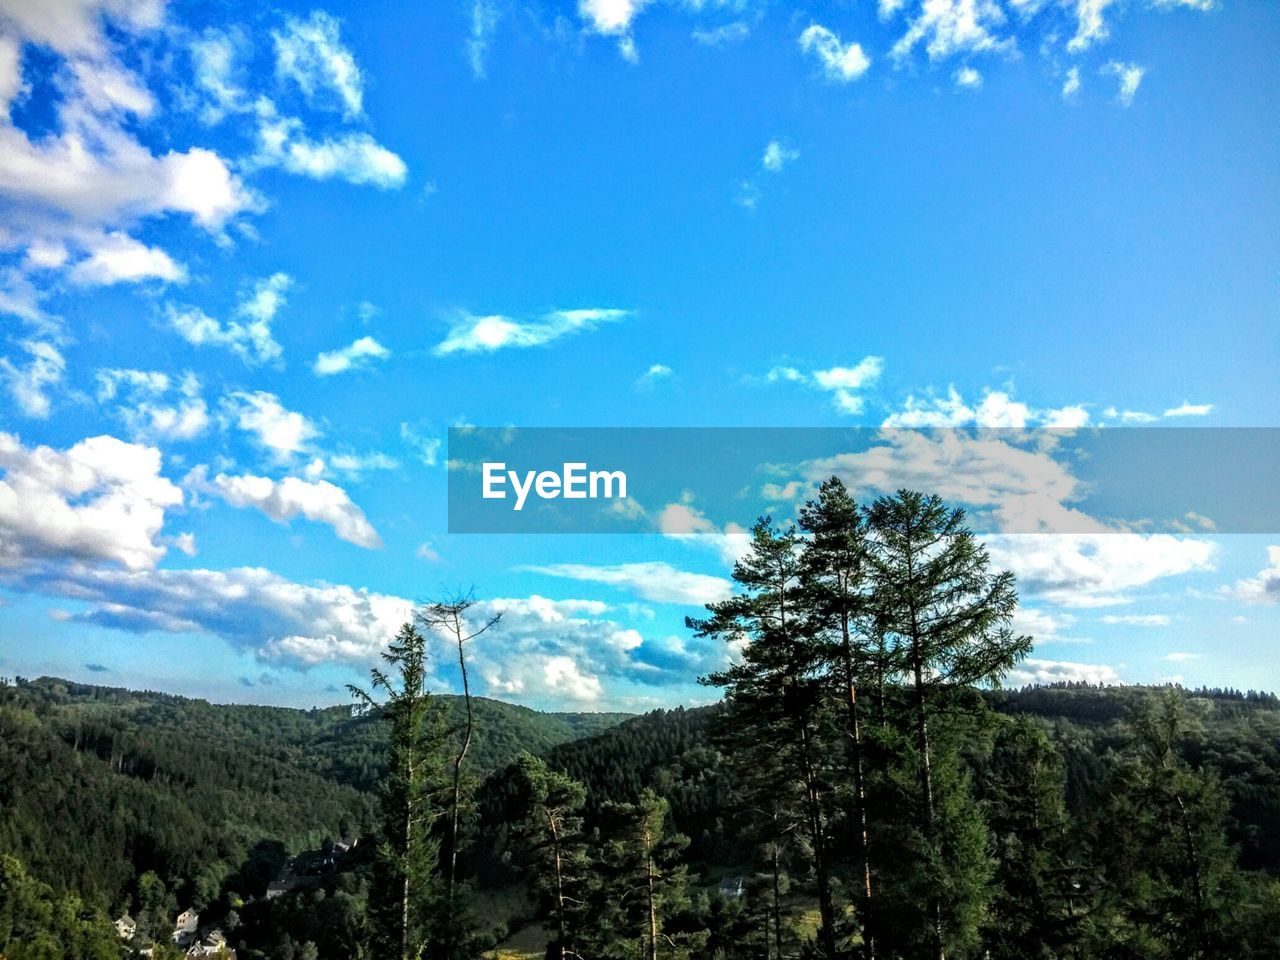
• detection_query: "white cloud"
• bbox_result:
[790,430,1094,533]
[251,99,407,189]
[986,534,1216,607]
[67,231,184,285]
[636,363,673,389]
[1068,0,1118,51]
[1221,546,1280,605]
[0,339,65,417]
[190,27,246,123]
[762,139,799,172]
[1008,658,1123,686]
[189,469,382,548]
[541,655,604,701]
[434,308,629,356]
[765,356,885,415]
[1100,613,1172,626]
[273,11,364,118]
[891,0,1013,63]
[954,65,982,88]
[799,24,871,82]
[0,431,182,571]
[96,368,209,441]
[525,562,732,606]
[222,390,319,459]
[579,0,651,36]
[1104,60,1144,107]
[166,273,290,365]
[1163,401,1213,417]
[1164,651,1199,663]
[1062,66,1081,100]
[882,386,1091,430]
[415,541,441,562]
[313,335,390,376]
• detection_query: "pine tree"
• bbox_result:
[693,519,842,958]
[864,490,1031,960]
[980,718,1087,959]
[349,623,451,960]
[799,477,879,958]
[586,790,692,960]
[1090,690,1238,959]
[510,753,591,960]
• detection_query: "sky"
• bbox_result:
[0,0,1276,711]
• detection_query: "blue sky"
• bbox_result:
[0,0,1276,710]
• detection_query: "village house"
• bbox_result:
[114,914,136,941]
[172,908,199,948]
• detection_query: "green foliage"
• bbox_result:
[0,854,123,960]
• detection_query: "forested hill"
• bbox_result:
[3,675,1279,958]
[0,676,629,914]
[478,683,1280,877]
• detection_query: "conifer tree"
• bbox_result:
[586,790,692,960]
[799,477,879,958]
[349,622,451,960]
[510,753,591,960]
[693,520,842,958]
[864,490,1031,960]
[980,718,1087,959]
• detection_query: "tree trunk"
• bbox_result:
[912,656,945,960]
[798,712,838,959]
[549,810,568,960]
[446,621,476,955]
[840,612,876,960]
[771,841,784,960]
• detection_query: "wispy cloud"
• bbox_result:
[434,308,629,356]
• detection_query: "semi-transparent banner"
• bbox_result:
[446,427,1280,534]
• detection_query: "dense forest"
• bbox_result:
[2,483,1279,959]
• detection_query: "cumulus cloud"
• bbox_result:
[0,0,253,292]
[882,386,1091,429]
[1221,546,1280,604]
[166,273,291,365]
[0,431,182,571]
[765,356,885,415]
[222,390,319,459]
[799,24,871,82]
[96,368,209,441]
[986,534,1216,607]
[782,430,1094,534]
[1163,401,1213,417]
[954,66,982,88]
[524,562,732,606]
[273,11,364,118]
[313,335,390,375]
[188,468,382,548]
[1008,657,1123,686]
[434,308,629,356]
